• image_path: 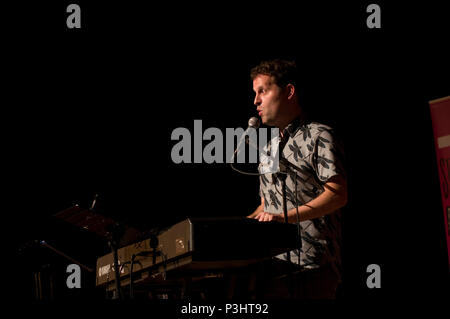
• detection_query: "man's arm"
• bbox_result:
[247,197,265,218]
[254,175,347,223]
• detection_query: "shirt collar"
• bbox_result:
[282,115,306,138]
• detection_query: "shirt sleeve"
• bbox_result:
[312,129,346,183]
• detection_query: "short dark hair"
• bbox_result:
[250,59,298,88]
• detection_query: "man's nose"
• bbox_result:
[254,95,261,106]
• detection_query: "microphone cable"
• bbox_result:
[293,174,302,266]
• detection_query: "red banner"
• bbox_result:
[429,96,450,270]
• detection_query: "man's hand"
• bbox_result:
[254,212,283,222]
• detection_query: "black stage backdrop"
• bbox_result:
[5,1,449,305]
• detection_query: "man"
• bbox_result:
[247,59,347,299]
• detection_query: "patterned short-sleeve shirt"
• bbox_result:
[258,117,346,276]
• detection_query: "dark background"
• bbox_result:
[5,1,449,303]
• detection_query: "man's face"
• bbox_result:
[252,74,285,126]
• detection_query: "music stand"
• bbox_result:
[53,204,140,300]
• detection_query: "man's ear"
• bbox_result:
[286,84,295,100]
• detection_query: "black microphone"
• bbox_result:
[244,117,260,146]
[229,117,262,176]
[231,117,260,161]
[248,116,260,129]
